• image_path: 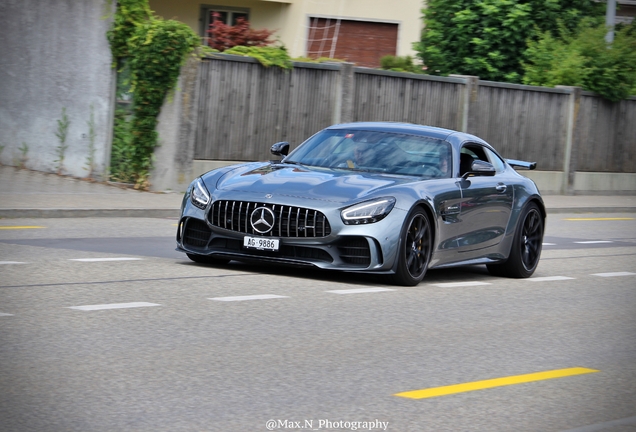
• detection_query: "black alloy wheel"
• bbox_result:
[391,208,432,286]
[487,202,543,278]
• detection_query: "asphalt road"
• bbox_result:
[0,215,635,432]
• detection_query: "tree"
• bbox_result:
[414,0,604,82]
[523,20,636,101]
[207,13,275,52]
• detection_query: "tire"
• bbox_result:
[389,207,433,286]
[487,202,543,278]
[186,253,230,265]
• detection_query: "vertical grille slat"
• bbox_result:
[286,207,292,237]
[209,200,331,238]
[322,214,326,236]
[237,201,243,232]
[223,201,229,230]
[231,201,236,231]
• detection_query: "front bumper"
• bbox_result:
[176,193,407,272]
[177,215,395,271]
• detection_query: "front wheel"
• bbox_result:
[389,208,433,286]
[487,202,543,278]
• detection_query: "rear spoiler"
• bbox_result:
[506,159,537,170]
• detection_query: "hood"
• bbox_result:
[207,162,419,203]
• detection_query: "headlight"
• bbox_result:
[190,178,210,209]
[341,197,396,225]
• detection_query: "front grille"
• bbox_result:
[209,200,331,238]
[338,237,371,266]
[183,218,212,248]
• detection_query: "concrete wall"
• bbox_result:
[151,55,200,192]
[0,0,115,179]
[522,171,636,195]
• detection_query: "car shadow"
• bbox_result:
[177,259,493,286]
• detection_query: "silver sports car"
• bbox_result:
[176,122,545,286]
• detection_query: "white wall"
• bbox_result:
[0,0,115,178]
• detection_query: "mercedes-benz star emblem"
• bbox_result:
[250,207,275,234]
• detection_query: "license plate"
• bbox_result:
[243,236,280,251]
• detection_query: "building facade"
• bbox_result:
[148,0,424,68]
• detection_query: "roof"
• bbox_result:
[327,122,458,141]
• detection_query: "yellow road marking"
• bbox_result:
[394,367,599,399]
[564,217,633,221]
[0,226,46,230]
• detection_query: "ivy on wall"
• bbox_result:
[106,0,292,187]
[107,0,199,188]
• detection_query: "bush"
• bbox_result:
[380,55,424,74]
[224,45,293,69]
[207,13,275,51]
[523,20,636,101]
[414,0,604,82]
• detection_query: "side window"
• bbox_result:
[459,144,487,176]
[460,143,504,175]
[483,147,506,172]
[201,5,250,43]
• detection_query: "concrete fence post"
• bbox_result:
[556,86,582,195]
[333,62,355,124]
[450,75,480,134]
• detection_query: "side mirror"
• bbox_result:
[270,142,289,157]
[462,160,496,178]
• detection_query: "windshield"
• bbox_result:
[285,129,452,178]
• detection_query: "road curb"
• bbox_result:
[546,207,636,214]
[0,209,181,218]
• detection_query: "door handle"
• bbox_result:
[495,183,507,193]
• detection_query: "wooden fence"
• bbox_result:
[194,54,636,174]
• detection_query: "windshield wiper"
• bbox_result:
[283,160,315,168]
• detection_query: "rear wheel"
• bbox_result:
[487,202,543,278]
[186,253,230,265]
[390,208,433,286]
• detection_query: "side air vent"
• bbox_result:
[183,218,212,248]
[338,237,371,266]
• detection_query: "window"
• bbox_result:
[460,143,505,175]
[200,5,249,41]
[306,18,398,68]
[483,147,506,172]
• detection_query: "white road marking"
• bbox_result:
[591,272,635,277]
[69,258,143,262]
[542,243,556,246]
[209,294,289,302]
[327,288,396,295]
[0,261,27,265]
[574,241,613,244]
[0,313,13,317]
[432,281,491,288]
[68,302,160,311]
[526,276,575,282]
